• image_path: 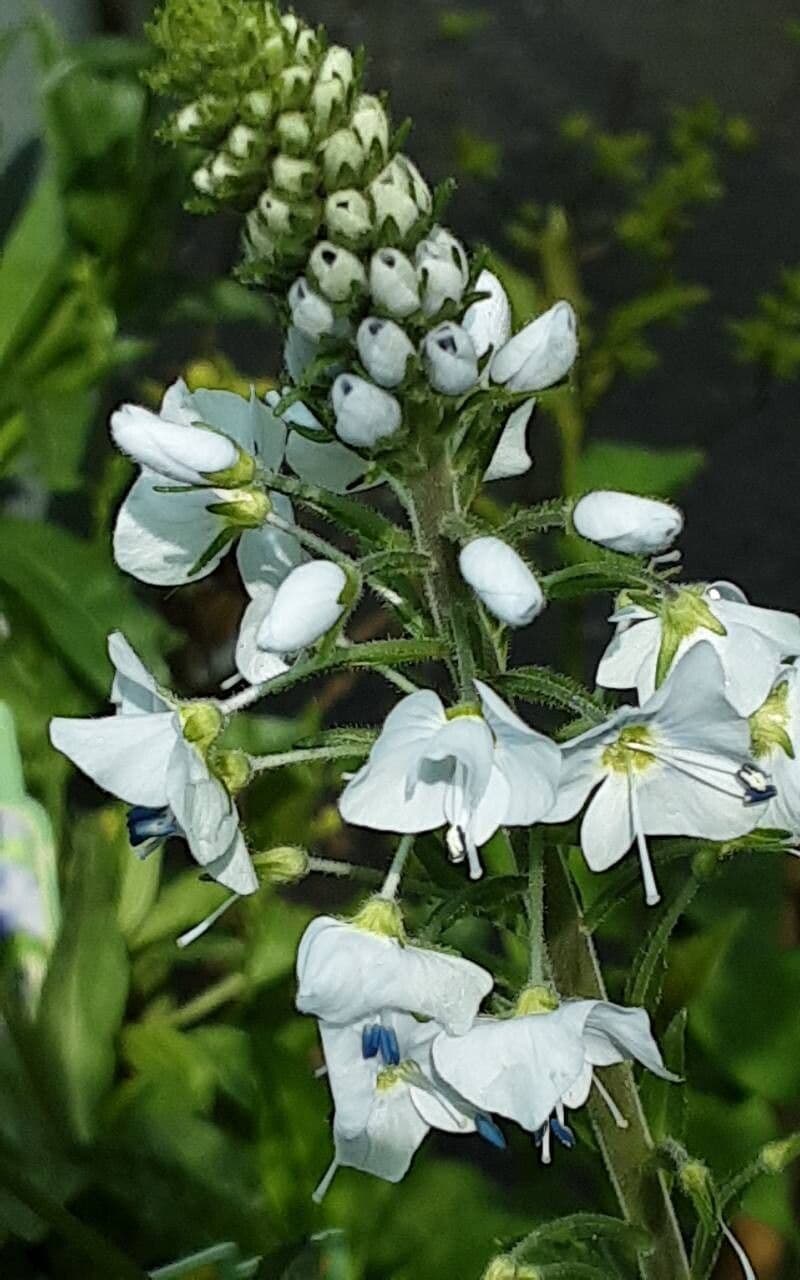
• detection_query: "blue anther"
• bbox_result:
[379,1025,401,1066]
[362,1023,382,1059]
[126,805,178,847]
[549,1115,576,1149]
[475,1113,507,1150]
[737,765,777,806]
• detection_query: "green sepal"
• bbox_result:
[187,524,239,577]
[655,590,727,688]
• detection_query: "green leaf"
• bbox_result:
[421,874,526,941]
[0,518,176,693]
[35,827,130,1142]
[0,174,66,368]
[516,1212,651,1260]
[542,558,648,601]
[641,1008,687,1144]
[493,665,607,723]
[625,876,700,1011]
[575,441,705,499]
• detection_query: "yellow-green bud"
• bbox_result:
[761,1134,800,1175]
[208,488,271,529]
[179,701,223,750]
[241,89,273,126]
[318,45,354,89]
[678,1159,712,1199]
[254,845,310,885]
[205,447,257,488]
[213,748,252,795]
[350,895,406,941]
[322,128,366,191]
[272,154,317,198]
[482,1258,540,1280]
[277,63,313,111]
[351,94,390,161]
[262,32,289,76]
[276,110,312,156]
[309,241,367,302]
[325,188,372,245]
[515,985,559,1016]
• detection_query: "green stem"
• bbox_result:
[381,834,415,899]
[546,847,691,1280]
[248,742,371,772]
[0,1133,148,1280]
[164,973,247,1029]
[526,831,548,986]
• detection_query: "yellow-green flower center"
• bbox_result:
[514,985,559,1016]
[376,1064,407,1092]
[655,587,726,686]
[749,681,794,761]
[445,702,482,721]
[350,894,406,941]
[602,723,657,774]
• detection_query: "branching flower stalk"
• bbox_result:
[42,4,800,1278]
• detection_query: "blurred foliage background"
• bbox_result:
[0,2,799,1278]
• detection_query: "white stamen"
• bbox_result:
[314,1064,328,1078]
[593,1073,629,1129]
[722,1223,756,1280]
[540,1119,552,1165]
[177,893,240,948]
[630,740,745,799]
[446,825,466,863]
[312,1158,339,1204]
[628,771,660,906]
[465,834,483,881]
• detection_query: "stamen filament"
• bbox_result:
[593,1073,629,1129]
[628,770,661,906]
[177,893,240,948]
[312,1158,339,1205]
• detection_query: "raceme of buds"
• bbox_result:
[573,491,684,556]
[357,318,415,388]
[491,301,578,392]
[459,537,545,627]
[257,560,348,653]
[288,277,336,339]
[369,249,421,317]
[422,323,479,395]
[331,374,402,447]
[110,404,253,488]
[416,226,469,317]
[308,241,367,302]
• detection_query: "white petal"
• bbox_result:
[491,302,578,392]
[583,1002,678,1080]
[108,632,168,715]
[160,377,199,426]
[236,511,304,596]
[646,644,750,757]
[257,560,346,653]
[484,400,535,482]
[50,712,177,807]
[193,389,286,470]
[113,473,225,586]
[580,775,635,871]
[166,742,240,868]
[596,616,660,694]
[285,431,367,493]
[713,594,800,656]
[711,620,791,717]
[475,679,561,825]
[463,270,512,358]
[203,824,258,895]
[295,916,492,1034]
[545,741,607,824]
[319,1019,379,1137]
[235,590,290,684]
[334,1080,429,1182]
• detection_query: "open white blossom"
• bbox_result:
[547,643,774,905]
[50,634,256,895]
[432,997,676,1164]
[266,391,366,494]
[459,537,544,627]
[339,681,560,880]
[573,491,683,556]
[491,301,578,392]
[597,581,800,717]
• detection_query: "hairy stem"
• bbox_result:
[546,846,691,1280]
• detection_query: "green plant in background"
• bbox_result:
[0,4,798,1280]
[730,268,800,380]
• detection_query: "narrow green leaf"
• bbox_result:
[516,1211,651,1259]
[640,1008,687,1144]
[421,874,526,941]
[0,174,66,368]
[494,665,607,723]
[575,442,705,500]
[542,559,648,601]
[625,876,700,1011]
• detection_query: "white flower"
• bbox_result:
[0,862,46,940]
[573,491,683,556]
[356,318,414,388]
[749,667,800,835]
[459,537,544,628]
[308,240,367,302]
[484,400,535,482]
[266,390,366,494]
[368,248,420,317]
[415,226,469,317]
[339,681,561,880]
[49,634,257,895]
[113,383,289,588]
[431,997,676,1163]
[422,322,479,395]
[597,581,800,717]
[296,912,493,1034]
[331,374,402,447]
[257,559,347,653]
[234,495,305,685]
[491,301,578,392]
[546,643,774,905]
[110,398,246,488]
[288,276,336,338]
[462,270,512,359]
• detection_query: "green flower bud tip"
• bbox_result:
[515,985,559,1016]
[761,1133,800,1174]
[254,845,310,885]
[445,702,482,721]
[208,487,271,529]
[205,445,257,488]
[750,680,794,761]
[350,895,406,941]
[691,844,722,881]
[678,1159,712,1198]
[179,701,223,749]
[212,748,252,794]
[482,1258,540,1280]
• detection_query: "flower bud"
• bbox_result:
[110,404,247,487]
[514,985,559,1015]
[491,301,578,391]
[257,560,348,653]
[254,845,310,886]
[318,46,355,89]
[322,127,366,190]
[351,93,390,160]
[172,94,233,142]
[271,154,317,198]
[213,748,251,794]
[481,1257,539,1280]
[179,701,223,749]
[208,487,271,529]
[325,189,372,245]
[370,156,431,237]
[350,894,406,940]
[275,110,312,155]
[331,374,402,447]
[226,124,263,162]
[293,27,320,65]
[192,164,215,196]
[276,63,313,110]
[572,491,684,556]
[459,537,544,627]
[240,89,273,126]
[310,77,348,133]
[308,241,367,302]
[209,152,241,187]
[257,188,293,236]
[261,32,288,75]
[243,209,277,261]
[422,322,479,395]
[463,270,512,357]
[369,248,420,317]
[416,226,469,317]
[357,318,414,388]
[288,277,336,339]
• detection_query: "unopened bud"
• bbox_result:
[289,277,336,339]
[322,128,366,191]
[208,487,270,529]
[351,94,390,160]
[491,301,578,392]
[357,318,414,387]
[310,77,348,132]
[213,748,252,795]
[678,1159,712,1199]
[459,536,545,627]
[262,32,288,76]
[179,701,223,749]
[369,248,420,317]
[463,270,512,358]
[276,63,313,110]
[272,154,317,198]
[332,374,402,447]
[422,322,479,395]
[370,155,431,236]
[761,1134,800,1175]
[192,164,215,196]
[276,110,312,155]
[255,845,310,886]
[172,94,233,142]
[257,559,348,653]
[110,404,243,487]
[293,27,319,65]
[226,124,262,162]
[318,45,354,88]
[481,1257,539,1280]
[240,89,273,126]
[308,241,367,302]
[350,894,406,940]
[325,189,372,245]
[416,226,469,317]
[573,491,684,557]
